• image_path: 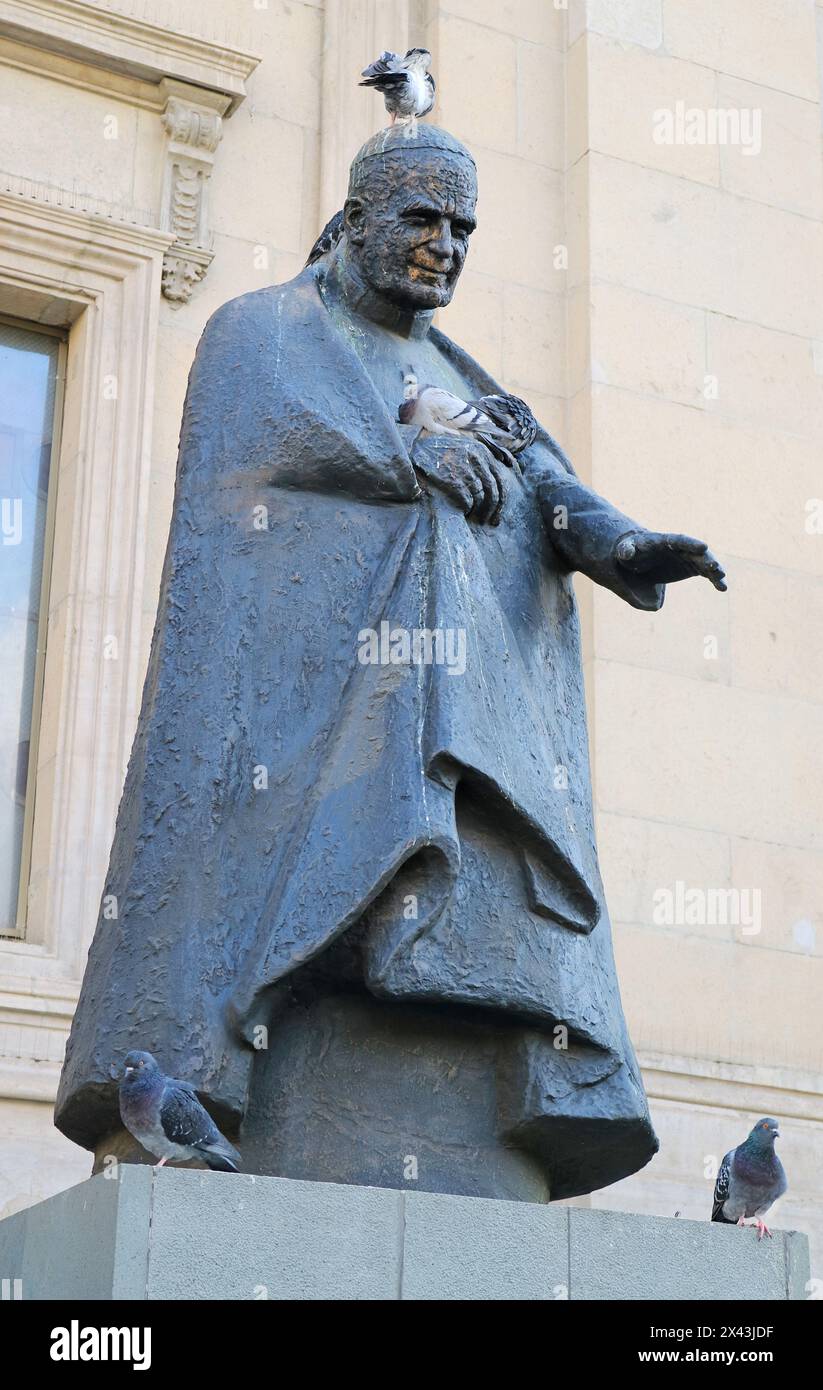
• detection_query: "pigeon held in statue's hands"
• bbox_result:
[359,49,435,131]
[399,380,537,470]
[711,1117,786,1239]
[119,1050,241,1172]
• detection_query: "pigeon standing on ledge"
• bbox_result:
[711,1117,787,1238]
[359,48,435,132]
[119,1050,241,1172]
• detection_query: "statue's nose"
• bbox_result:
[428,222,453,260]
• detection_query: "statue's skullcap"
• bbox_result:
[348,125,475,196]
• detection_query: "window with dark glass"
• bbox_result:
[0,319,64,936]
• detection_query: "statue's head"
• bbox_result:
[344,126,477,310]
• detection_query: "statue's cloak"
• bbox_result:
[56,266,662,1173]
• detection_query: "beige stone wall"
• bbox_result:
[0,0,820,1283]
[564,0,823,1276]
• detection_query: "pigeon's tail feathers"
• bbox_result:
[711,1149,733,1222]
[473,392,539,454]
[359,72,409,92]
[305,209,345,267]
[198,1138,242,1173]
[159,1081,240,1171]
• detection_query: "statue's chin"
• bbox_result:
[388,283,454,311]
[355,260,458,313]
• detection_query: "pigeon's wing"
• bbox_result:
[750,1153,788,1216]
[774,1155,788,1201]
[359,52,407,87]
[159,1081,240,1171]
[361,50,401,77]
[423,387,493,430]
[711,1148,734,1222]
[160,1081,219,1148]
[419,73,436,116]
[305,209,344,267]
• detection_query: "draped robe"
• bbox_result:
[56,264,663,1196]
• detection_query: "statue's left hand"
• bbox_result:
[615,531,727,591]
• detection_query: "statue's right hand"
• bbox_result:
[411,435,506,526]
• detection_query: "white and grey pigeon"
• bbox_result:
[119,1050,241,1172]
[711,1117,787,1239]
[359,48,435,130]
[399,378,538,469]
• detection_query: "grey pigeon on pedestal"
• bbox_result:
[711,1117,786,1238]
[119,1050,241,1172]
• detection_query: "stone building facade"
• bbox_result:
[0,0,821,1279]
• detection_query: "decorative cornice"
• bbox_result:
[0,4,260,303]
[0,0,260,113]
[0,167,157,234]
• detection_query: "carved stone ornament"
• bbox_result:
[160,93,224,304]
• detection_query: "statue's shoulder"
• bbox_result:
[199,267,319,346]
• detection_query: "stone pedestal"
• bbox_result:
[0,1168,809,1301]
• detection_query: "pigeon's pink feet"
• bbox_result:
[737,1216,747,1227]
[155,1156,167,1169]
[755,1220,773,1240]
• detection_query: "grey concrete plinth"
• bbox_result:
[0,1168,809,1300]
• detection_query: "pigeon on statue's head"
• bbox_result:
[359,48,435,134]
[711,1117,786,1239]
[119,1050,241,1172]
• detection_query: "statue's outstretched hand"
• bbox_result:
[411,435,509,526]
[615,531,727,591]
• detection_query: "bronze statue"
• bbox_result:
[56,126,725,1202]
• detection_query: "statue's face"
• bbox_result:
[345,152,477,310]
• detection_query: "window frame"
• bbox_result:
[0,312,68,939]
[0,184,172,1109]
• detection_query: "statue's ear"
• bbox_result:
[344,197,367,245]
